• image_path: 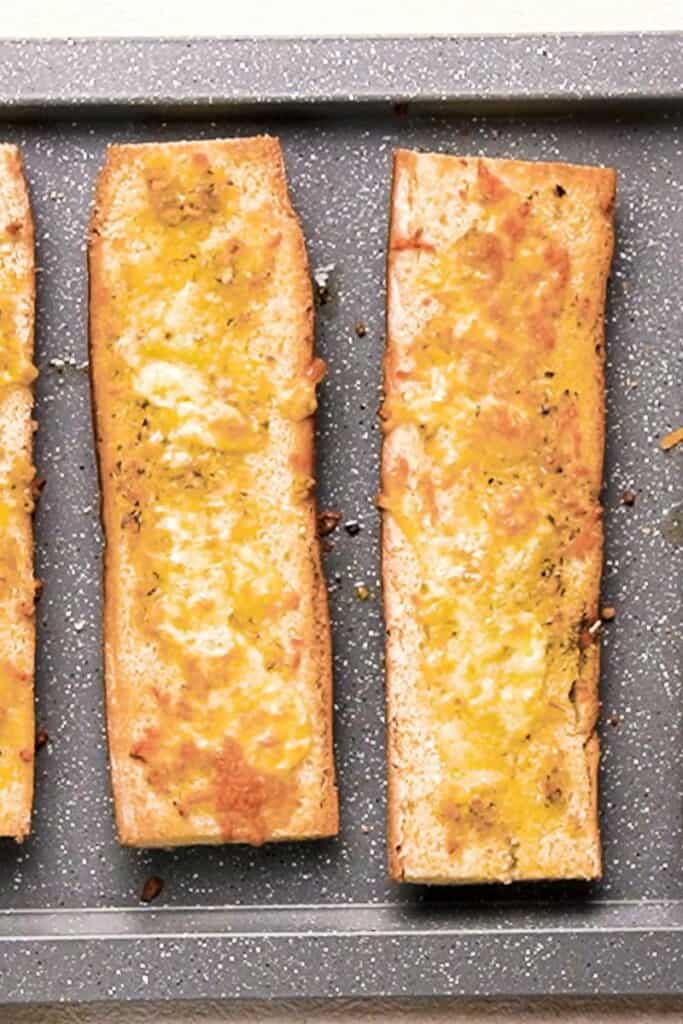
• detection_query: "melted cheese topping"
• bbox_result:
[384,160,602,868]
[100,147,320,842]
[0,207,35,813]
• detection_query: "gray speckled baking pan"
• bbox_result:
[0,34,681,1005]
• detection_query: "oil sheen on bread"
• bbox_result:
[382,151,615,883]
[89,136,338,847]
[0,145,37,841]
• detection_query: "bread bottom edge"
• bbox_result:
[391,868,602,886]
[118,829,339,849]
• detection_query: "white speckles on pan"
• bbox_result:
[0,34,681,1004]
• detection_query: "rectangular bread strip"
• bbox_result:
[0,145,36,841]
[89,137,338,847]
[383,151,615,883]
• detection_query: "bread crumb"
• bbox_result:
[140,876,164,903]
[660,426,683,451]
[317,509,341,537]
[313,264,335,304]
[35,729,49,751]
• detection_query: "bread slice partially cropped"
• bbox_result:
[382,150,616,883]
[89,136,338,847]
[0,145,37,841]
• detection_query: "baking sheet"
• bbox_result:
[0,35,681,1003]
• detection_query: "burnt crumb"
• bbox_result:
[555,184,567,197]
[622,488,637,506]
[35,729,49,751]
[317,509,342,537]
[600,605,616,621]
[393,101,410,117]
[344,520,361,536]
[322,539,335,553]
[33,578,44,603]
[608,713,621,729]
[140,876,164,903]
[354,320,368,338]
[544,370,555,379]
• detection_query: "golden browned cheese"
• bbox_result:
[90,138,337,846]
[383,152,615,883]
[0,145,36,841]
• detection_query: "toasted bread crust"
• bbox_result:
[90,137,337,847]
[0,145,36,841]
[383,151,615,883]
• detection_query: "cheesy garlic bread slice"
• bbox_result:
[0,145,36,842]
[90,137,337,846]
[383,151,615,883]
